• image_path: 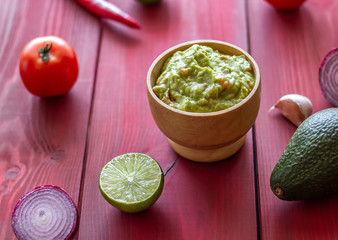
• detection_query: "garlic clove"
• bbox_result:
[270,94,313,127]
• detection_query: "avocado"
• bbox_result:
[270,108,338,201]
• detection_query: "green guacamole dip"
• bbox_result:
[152,44,255,112]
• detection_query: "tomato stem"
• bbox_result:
[38,43,53,63]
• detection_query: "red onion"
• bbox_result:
[319,48,338,107]
[11,185,78,240]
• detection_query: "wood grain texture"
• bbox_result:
[0,0,100,239]
[249,0,338,239]
[78,0,258,239]
[3,0,337,239]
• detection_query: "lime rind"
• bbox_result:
[99,153,164,213]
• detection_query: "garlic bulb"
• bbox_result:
[270,94,313,127]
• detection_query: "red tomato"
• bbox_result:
[265,0,306,10]
[19,36,79,97]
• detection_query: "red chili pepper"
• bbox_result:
[75,0,141,29]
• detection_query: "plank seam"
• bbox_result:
[77,19,104,221]
[252,125,262,240]
[244,0,262,239]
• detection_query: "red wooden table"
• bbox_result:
[0,0,337,239]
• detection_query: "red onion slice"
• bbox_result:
[319,48,338,107]
[12,185,78,240]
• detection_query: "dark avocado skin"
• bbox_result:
[270,108,338,201]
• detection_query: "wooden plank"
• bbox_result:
[248,0,338,239]
[78,0,258,239]
[0,0,100,238]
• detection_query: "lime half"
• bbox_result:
[99,153,164,213]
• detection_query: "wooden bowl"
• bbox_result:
[147,40,261,162]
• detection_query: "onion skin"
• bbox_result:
[11,185,78,240]
[319,48,338,107]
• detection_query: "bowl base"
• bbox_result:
[167,135,246,162]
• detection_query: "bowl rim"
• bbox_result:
[146,39,261,117]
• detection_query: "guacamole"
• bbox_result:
[152,44,255,113]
